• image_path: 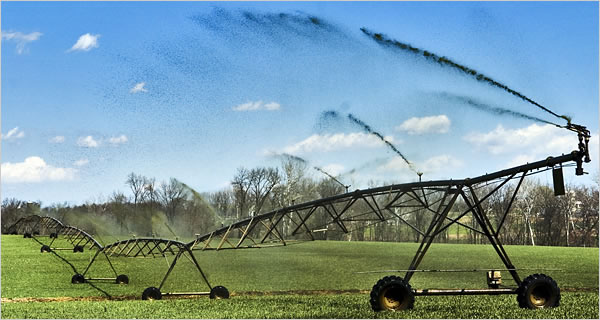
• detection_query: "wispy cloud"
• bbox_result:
[73,158,89,167]
[396,115,450,135]
[232,101,280,111]
[1,127,25,140]
[50,136,65,143]
[464,124,599,170]
[378,154,463,174]
[108,135,128,145]
[68,33,100,52]
[77,136,99,148]
[321,163,345,176]
[1,156,77,183]
[464,124,576,155]
[1,31,42,54]
[130,82,148,93]
[281,132,397,154]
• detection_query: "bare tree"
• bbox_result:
[159,178,186,224]
[209,188,234,219]
[232,167,251,220]
[126,173,145,212]
[109,190,129,234]
[517,180,538,246]
[248,167,281,215]
[572,185,599,247]
[1,198,24,232]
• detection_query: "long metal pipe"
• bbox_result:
[414,288,517,296]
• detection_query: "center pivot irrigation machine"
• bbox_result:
[9,124,592,311]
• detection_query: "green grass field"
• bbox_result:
[1,235,598,318]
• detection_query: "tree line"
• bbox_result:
[2,158,598,247]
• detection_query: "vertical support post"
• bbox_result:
[405,187,461,282]
[464,187,521,285]
[82,250,102,276]
[103,251,118,277]
[158,250,183,291]
[184,248,213,290]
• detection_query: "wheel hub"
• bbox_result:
[380,287,405,310]
[530,285,551,307]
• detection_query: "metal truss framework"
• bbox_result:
[185,152,584,292]
[7,127,591,305]
[7,216,219,299]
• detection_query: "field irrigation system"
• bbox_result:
[1,3,599,319]
[1,126,598,318]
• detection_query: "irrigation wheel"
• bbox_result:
[370,275,414,311]
[209,286,230,299]
[115,274,129,284]
[50,232,58,238]
[40,245,51,253]
[73,245,84,253]
[71,274,85,284]
[142,287,162,300]
[517,274,560,309]
[23,233,32,238]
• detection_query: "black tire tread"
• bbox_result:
[209,285,230,299]
[517,273,560,309]
[142,287,162,300]
[370,275,414,311]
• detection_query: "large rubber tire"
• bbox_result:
[73,245,84,253]
[71,274,85,284]
[142,287,162,300]
[23,233,32,238]
[116,274,129,284]
[517,274,560,309]
[370,276,415,311]
[210,286,230,299]
[50,232,58,239]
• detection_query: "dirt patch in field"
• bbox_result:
[1,288,595,303]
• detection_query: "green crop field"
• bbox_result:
[1,235,598,318]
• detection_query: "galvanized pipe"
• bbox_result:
[414,288,517,296]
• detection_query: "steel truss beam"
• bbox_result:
[9,148,587,301]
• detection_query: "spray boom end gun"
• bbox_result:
[564,123,591,175]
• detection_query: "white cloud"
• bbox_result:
[506,154,537,168]
[50,136,65,143]
[1,127,25,140]
[108,135,128,145]
[378,154,463,174]
[77,136,99,148]
[464,124,578,155]
[232,101,281,111]
[396,115,451,135]
[321,163,345,176]
[130,82,148,93]
[281,132,398,154]
[73,158,89,167]
[1,31,42,54]
[421,155,464,172]
[68,33,100,52]
[1,156,77,183]
[464,124,599,170]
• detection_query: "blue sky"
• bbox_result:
[2,1,598,205]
